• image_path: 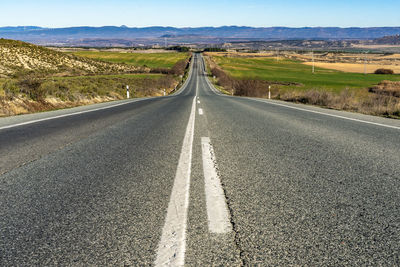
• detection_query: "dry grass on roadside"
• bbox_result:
[0,95,119,117]
[277,89,400,117]
[0,74,179,116]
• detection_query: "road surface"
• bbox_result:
[1,54,399,266]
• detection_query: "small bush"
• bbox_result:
[374,68,394,75]
[18,77,46,101]
[294,90,332,106]
[2,80,20,98]
[234,79,267,98]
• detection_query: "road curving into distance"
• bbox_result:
[1,54,399,266]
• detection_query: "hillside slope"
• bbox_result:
[0,39,146,77]
[373,35,400,45]
[0,40,191,116]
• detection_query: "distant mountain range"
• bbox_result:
[1,26,400,46]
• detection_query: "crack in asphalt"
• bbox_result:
[209,139,246,266]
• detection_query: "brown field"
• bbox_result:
[303,62,400,74]
[284,52,400,64]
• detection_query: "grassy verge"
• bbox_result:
[0,74,178,116]
[206,54,400,118]
[45,74,176,98]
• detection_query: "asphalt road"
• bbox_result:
[1,54,399,266]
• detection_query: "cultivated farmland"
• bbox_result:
[71,51,190,69]
[209,54,400,91]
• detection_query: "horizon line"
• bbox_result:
[1,25,400,29]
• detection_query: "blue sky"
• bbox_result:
[1,0,399,28]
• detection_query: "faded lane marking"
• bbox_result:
[201,137,232,234]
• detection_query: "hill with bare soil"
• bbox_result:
[0,39,147,78]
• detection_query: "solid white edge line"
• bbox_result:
[198,108,203,115]
[201,137,232,234]
[248,98,400,130]
[0,98,148,131]
[155,96,196,267]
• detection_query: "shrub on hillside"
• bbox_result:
[18,77,46,101]
[2,80,20,99]
[374,68,394,74]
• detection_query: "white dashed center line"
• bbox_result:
[201,137,232,234]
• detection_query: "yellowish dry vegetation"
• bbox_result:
[303,62,400,74]
[0,39,146,77]
[0,95,119,117]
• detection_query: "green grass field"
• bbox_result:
[72,51,190,69]
[212,55,400,93]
